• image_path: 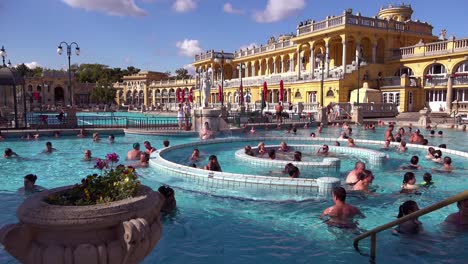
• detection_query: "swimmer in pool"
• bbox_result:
[445,198,468,226]
[320,187,363,228]
[394,200,423,234]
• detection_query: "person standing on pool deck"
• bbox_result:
[275,102,283,123]
[127,143,142,160]
[320,187,363,228]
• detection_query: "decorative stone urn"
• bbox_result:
[0,185,166,264]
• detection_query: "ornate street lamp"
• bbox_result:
[315,53,328,107]
[214,51,231,107]
[57,41,80,106]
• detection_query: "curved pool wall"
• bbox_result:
[236,144,387,171]
[151,138,342,198]
[235,146,341,173]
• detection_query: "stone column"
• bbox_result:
[310,47,315,77]
[325,44,330,78]
[143,84,148,107]
[152,89,156,107]
[372,44,377,63]
[342,40,347,74]
[280,55,284,73]
[446,75,453,112]
[260,61,263,76]
[355,43,361,65]
[297,49,301,79]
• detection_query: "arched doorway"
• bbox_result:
[54,87,65,104]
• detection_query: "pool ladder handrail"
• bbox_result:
[353,190,468,262]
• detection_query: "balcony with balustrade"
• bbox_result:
[391,37,468,60]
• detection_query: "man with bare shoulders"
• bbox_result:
[346,161,366,185]
[320,187,363,228]
[127,143,142,160]
[275,102,283,123]
[384,125,395,141]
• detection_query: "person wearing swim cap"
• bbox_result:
[127,143,142,160]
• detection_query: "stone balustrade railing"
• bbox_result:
[392,37,468,60]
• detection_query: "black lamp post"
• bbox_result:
[353,56,362,106]
[214,51,231,107]
[57,41,80,106]
[315,53,328,107]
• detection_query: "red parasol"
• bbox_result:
[181,89,185,103]
[239,84,244,103]
[263,81,268,101]
[218,84,222,102]
[176,89,181,102]
[279,80,284,102]
[189,87,193,103]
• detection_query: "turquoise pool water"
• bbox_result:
[0,126,467,263]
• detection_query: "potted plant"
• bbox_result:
[0,153,174,264]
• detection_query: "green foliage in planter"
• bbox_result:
[46,155,140,205]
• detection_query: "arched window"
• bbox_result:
[309,92,317,103]
[294,90,302,99]
[427,64,446,75]
[389,93,394,103]
[326,88,334,97]
[245,93,251,103]
[456,61,468,72]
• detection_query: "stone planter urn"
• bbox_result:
[0,185,166,264]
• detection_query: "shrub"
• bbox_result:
[46,153,140,206]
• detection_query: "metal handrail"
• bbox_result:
[353,190,468,262]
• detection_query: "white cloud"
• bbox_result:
[62,0,147,16]
[173,0,197,13]
[24,61,42,69]
[176,39,203,57]
[239,42,258,50]
[254,0,305,23]
[183,64,196,77]
[223,3,244,15]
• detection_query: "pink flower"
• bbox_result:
[106,153,119,163]
[94,158,107,170]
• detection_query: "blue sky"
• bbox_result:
[1,0,467,75]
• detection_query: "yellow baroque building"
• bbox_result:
[190,4,468,114]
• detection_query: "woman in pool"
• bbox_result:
[83,149,92,161]
[200,122,213,140]
[204,155,222,172]
[257,142,267,156]
[293,151,302,161]
[394,200,423,234]
[135,152,150,168]
[93,132,100,142]
[426,147,436,159]
[347,138,356,147]
[3,148,18,158]
[244,145,255,156]
[18,174,45,195]
[431,150,443,163]
[278,141,290,152]
[250,126,256,134]
[401,172,419,193]
[352,170,374,193]
[190,148,200,161]
[397,141,408,152]
[445,199,468,226]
